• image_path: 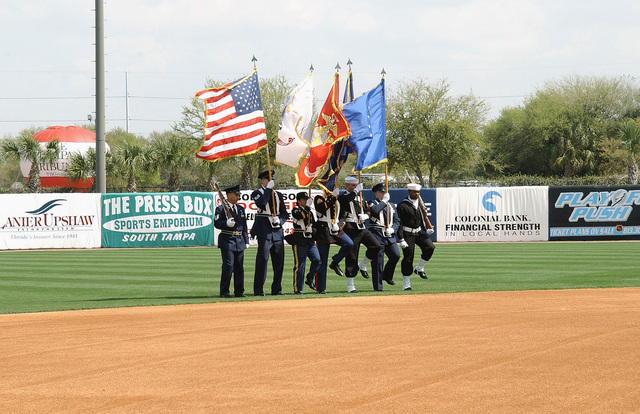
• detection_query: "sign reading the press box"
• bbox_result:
[101,192,214,248]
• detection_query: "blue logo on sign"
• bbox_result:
[26,199,66,215]
[482,191,501,212]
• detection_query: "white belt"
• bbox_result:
[402,226,421,235]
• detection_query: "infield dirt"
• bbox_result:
[2,288,639,413]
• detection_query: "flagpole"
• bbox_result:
[382,68,389,229]
[253,55,277,219]
[385,164,390,228]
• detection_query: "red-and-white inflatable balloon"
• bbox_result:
[20,125,105,189]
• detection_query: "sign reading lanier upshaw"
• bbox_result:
[101,192,214,248]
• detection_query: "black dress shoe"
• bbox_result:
[220,293,232,298]
[293,291,302,295]
[348,289,359,293]
[414,269,428,279]
[359,268,369,279]
[305,278,316,290]
[316,290,326,294]
[384,278,396,285]
[255,292,265,296]
[271,291,284,295]
[235,293,247,298]
[329,261,344,277]
[403,287,412,291]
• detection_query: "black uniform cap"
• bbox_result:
[258,170,274,180]
[372,183,386,192]
[296,191,310,200]
[224,184,241,194]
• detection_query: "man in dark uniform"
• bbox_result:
[213,184,249,298]
[286,192,321,294]
[338,176,381,292]
[251,170,290,296]
[396,182,436,291]
[313,188,354,294]
[366,182,401,288]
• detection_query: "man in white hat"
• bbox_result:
[338,176,381,293]
[396,182,435,291]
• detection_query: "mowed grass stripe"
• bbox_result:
[1,242,638,314]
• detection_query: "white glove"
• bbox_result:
[306,225,313,233]
[426,228,434,235]
[331,223,339,232]
[358,213,368,222]
[332,188,340,197]
[382,193,390,203]
[226,218,236,228]
[271,216,280,226]
[354,183,363,193]
[398,239,409,249]
[266,180,275,189]
[386,227,395,235]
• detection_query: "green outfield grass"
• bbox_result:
[0,242,638,314]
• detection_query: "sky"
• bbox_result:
[2,0,640,138]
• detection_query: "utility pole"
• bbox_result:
[95,0,106,193]
[125,71,130,133]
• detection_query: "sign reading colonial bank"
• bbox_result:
[436,187,548,242]
[0,194,101,250]
[101,192,214,248]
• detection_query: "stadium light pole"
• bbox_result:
[95,0,106,193]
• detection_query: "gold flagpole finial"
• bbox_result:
[335,62,341,72]
[252,55,258,70]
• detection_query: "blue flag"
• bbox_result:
[343,79,386,172]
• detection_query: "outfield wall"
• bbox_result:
[1,185,639,250]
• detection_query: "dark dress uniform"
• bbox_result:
[367,186,401,287]
[313,193,353,293]
[213,199,249,297]
[251,175,290,296]
[396,197,436,277]
[286,193,321,294]
[338,189,382,290]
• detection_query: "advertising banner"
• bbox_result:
[101,192,215,248]
[213,189,323,246]
[0,194,101,250]
[436,187,548,242]
[549,186,640,240]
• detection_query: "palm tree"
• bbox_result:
[148,132,194,192]
[1,134,59,193]
[66,147,114,192]
[113,140,148,192]
[619,120,640,184]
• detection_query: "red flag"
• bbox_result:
[296,73,350,187]
[195,70,267,161]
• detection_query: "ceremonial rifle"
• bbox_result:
[405,170,433,230]
[211,178,232,220]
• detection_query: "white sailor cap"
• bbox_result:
[345,176,359,184]
[407,183,421,191]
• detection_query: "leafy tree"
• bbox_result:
[0,129,59,193]
[112,139,149,193]
[386,78,487,187]
[618,119,640,184]
[483,75,640,178]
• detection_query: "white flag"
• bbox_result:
[276,73,314,168]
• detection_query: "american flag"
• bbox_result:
[195,71,267,161]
